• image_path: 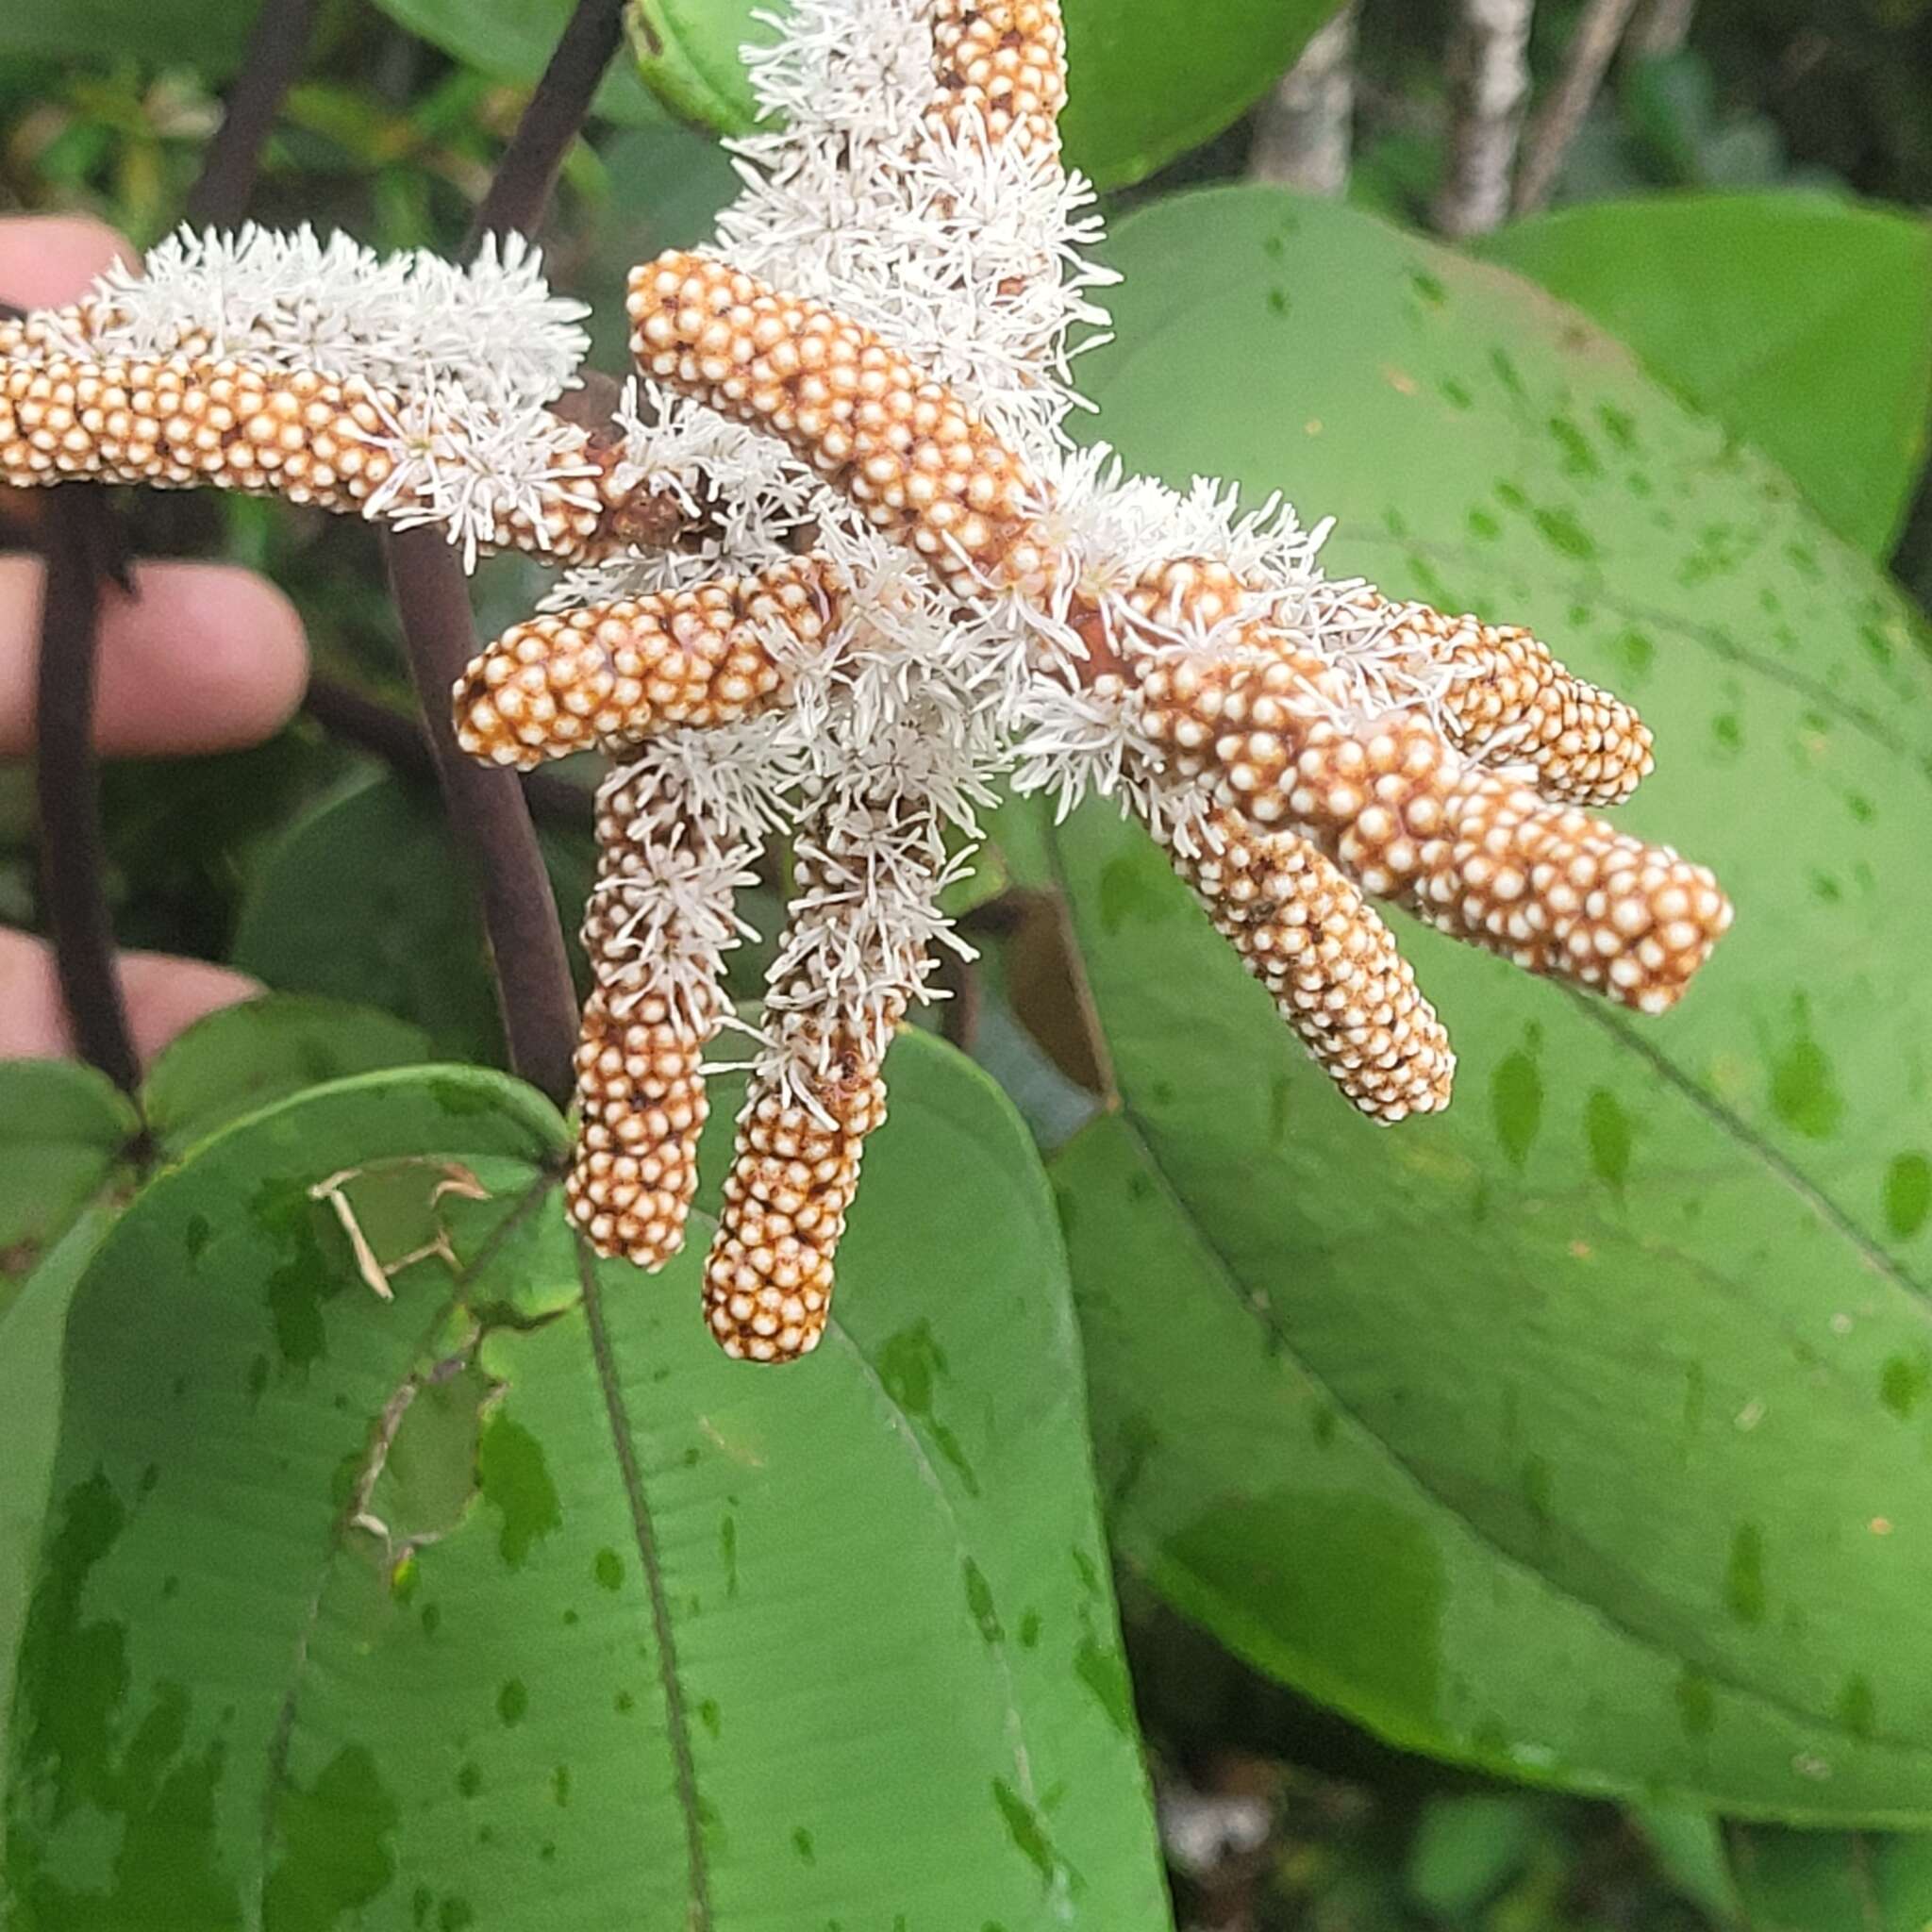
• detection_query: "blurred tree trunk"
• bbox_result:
[1250,3,1359,196]
[1514,0,1643,213]
[1432,0,1534,237]
[1630,0,1695,58]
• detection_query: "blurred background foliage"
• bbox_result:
[4,1,1932,1927]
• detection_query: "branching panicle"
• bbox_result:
[0,0,1734,1361]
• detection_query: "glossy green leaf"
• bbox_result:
[1050,186,1932,1822]
[1731,1826,1932,1931]
[625,0,1344,190]
[368,0,662,125]
[0,1062,136,1312]
[0,1209,119,1834]
[1633,1804,1745,1926]
[0,0,257,66]
[4,1041,1169,1929]
[143,996,434,1158]
[1058,0,1343,189]
[1480,193,1932,556]
[230,771,593,1066]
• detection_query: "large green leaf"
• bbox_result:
[142,995,433,1158]
[1047,186,1932,1823]
[625,0,1344,190]
[229,770,593,1066]
[1480,192,1932,557]
[368,0,663,125]
[0,1209,119,1835]
[0,1063,136,1313]
[0,0,257,66]
[4,1041,1169,1929]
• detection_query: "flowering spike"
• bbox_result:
[0,336,692,566]
[1381,596,1655,805]
[927,1,1069,159]
[1163,809,1457,1121]
[626,252,1049,604]
[703,798,952,1361]
[453,558,847,768]
[705,1013,890,1362]
[1133,649,1731,1009]
[566,772,759,1270]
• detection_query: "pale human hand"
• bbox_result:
[0,216,308,1064]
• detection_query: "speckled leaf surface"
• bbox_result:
[1048,187,1932,1822]
[0,1001,434,1824]
[625,0,1341,190]
[1480,192,1932,556]
[3,1041,1168,1930]
[230,772,594,1066]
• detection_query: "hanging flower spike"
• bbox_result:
[1130,644,1729,1012]
[452,557,848,769]
[568,769,761,1269]
[706,799,951,1361]
[1162,807,1457,1122]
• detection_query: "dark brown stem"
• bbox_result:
[304,675,593,827]
[185,0,326,227]
[32,498,139,1093]
[387,531,582,1102]
[468,0,628,247]
[25,0,319,1096]
[380,0,627,1105]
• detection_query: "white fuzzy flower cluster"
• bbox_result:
[31,224,604,567]
[541,0,1415,1080]
[63,223,589,396]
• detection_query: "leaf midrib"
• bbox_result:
[576,1238,714,1932]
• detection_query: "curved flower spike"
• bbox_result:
[0,331,691,568]
[627,253,1049,606]
[453,557,848,768]
[567,771,760,1270]
[1161,808,1456,1122]
[1133,649,1730,1011]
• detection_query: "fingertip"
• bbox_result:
[0,216,134,310]
[95,562,309,754]
[118,954,265,1066]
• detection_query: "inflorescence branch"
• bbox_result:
[0,0,1734,1361]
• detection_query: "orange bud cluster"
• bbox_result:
[1163,809,1455,1121]
[0,331,688,564]
[567,985,715,1270]
[626,252,1049,603]
[927,1,1068,159]
[705,1012,893,1363]
[564,780,746,1270]
[453,557,847,768]
[1383,597,1654,807]
[1134,645,1731,1012]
